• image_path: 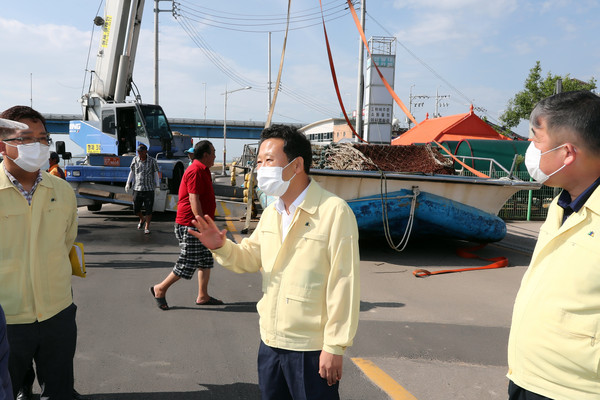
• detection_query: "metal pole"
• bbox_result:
[222,86,228,175]
[355,0,366,139]
[203,82,207,120]
[268,32,272,112]
[154,0,159,105]
[408,84,414,129]
[527,185,533,221]
[222,86,251,176]
[435,87,439,118]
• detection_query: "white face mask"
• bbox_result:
[524,141,566,184]
[257,158,297,197]
[4,142,50,173]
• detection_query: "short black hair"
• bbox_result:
[259,124,312,174]
[0,106,47,130]
[530,90,600,155]
[194,140,213,160]
[50,151,60,161]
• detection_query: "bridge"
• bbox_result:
[44,114,304,140]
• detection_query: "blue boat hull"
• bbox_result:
[348,189,506,243]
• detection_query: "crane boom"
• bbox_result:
[82,0,145,121]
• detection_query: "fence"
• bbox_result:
[497,172,556,221]
[451,159,555,221]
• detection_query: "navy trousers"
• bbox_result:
[0,305,12,400]
[7,303,77,400]
[257,341,340,400]
[508,381,553,400]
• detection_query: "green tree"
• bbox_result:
[500,61,596,130]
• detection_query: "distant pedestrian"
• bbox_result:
[48,151,66,179]
[507,90,600,399]
[126,143,160,234]
[150,140,223,310]
[185,146,194,166]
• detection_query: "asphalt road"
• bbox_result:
[57,204,537,400]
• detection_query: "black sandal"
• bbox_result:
[150,286,169,310]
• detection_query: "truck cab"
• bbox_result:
[71,103,178,158]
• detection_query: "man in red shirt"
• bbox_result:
[150,141,223,310]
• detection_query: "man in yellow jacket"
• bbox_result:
[507,90,600,399]
[190,124,360,400]
[0,109,78,400]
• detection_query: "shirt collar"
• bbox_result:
[275,180,311,216]
[2,163,43,186]
[558,175,600,222]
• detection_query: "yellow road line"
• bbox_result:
[351,358,418,400]
[218,201,238,236]
[225,219,236,233]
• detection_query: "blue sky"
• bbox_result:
[1,0,599,137]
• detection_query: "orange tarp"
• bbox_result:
[391,106,509,145]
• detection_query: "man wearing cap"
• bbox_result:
[185,146,194,166]
[0,110,79,399]
[126,144,160,234]
[48,151,65,179]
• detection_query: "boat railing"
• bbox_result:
[234,143,260,172]
[446,154,520,179]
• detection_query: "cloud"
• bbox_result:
[393,0,518,15]
[540,0,571,13]
[0,18,90,114]
[390,0,519,57]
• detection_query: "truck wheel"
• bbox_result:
[87,202,102,212]
[169,164,184,194]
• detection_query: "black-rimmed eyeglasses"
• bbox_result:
[3,136,53,146]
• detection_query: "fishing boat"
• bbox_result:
[254,142,539,246]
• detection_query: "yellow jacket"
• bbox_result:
[507,187,600,399]
[0,164,78,324]
[213,181,360,355]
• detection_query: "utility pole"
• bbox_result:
[434,87,450,118]
[154,0,173,105]
[355,0,366,139]
[268,32,272,113]
[408,85,429,128]
[203,82,207,120]
[222,86,252,175]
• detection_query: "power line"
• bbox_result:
[174,9,341,119]
[175,0,357,33]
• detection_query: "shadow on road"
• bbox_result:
[166,302,258,313]
[360,300,405,312]
[36,382,262,400]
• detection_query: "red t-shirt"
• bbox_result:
[175,160,216,226]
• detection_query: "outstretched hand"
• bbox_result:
[188,215,227,250]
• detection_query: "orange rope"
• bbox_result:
[319,0,366,142]
[433,140,490,178]
[413,244,508,277]
[346,0,418,126]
